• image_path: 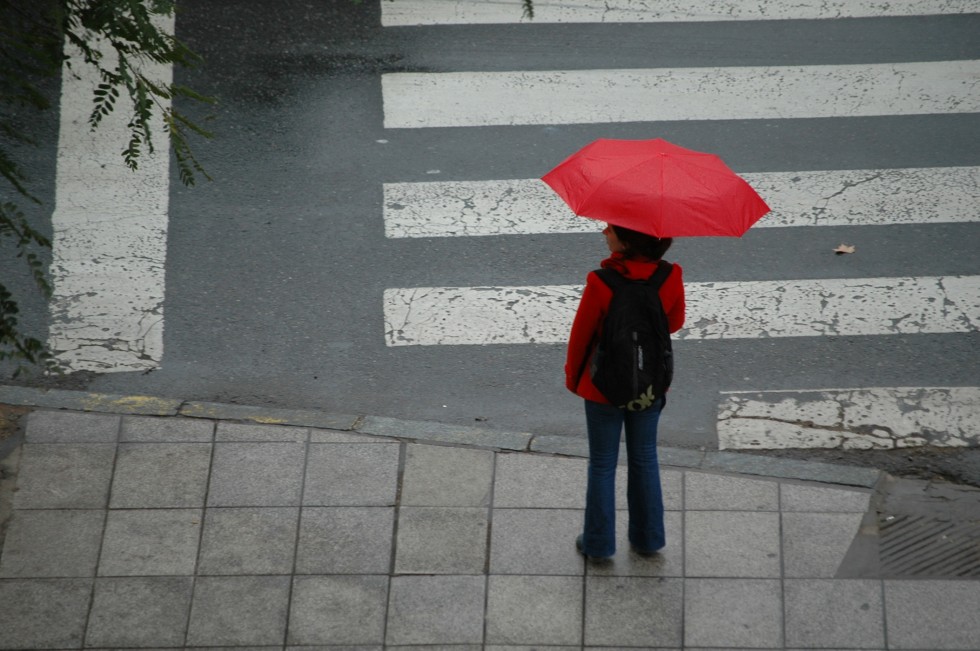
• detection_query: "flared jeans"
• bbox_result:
[581,398,666,558]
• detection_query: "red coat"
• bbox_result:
[565,253,686,403]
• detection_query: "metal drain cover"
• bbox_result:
[836,476,980,580]
[879,513,980,578]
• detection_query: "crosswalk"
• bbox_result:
[379,2,980,449]
[37,3,979,449]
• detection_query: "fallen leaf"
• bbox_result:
[834,243,856,255]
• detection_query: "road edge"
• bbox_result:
[0,384,881,488]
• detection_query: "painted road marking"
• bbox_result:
[383,166,980,238]
[382,60,980,128]
[717,387,980,450]
[383,276,980,346]
[47,18,173,372]
[383,0,980,25]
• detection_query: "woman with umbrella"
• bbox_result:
[564,224,685,559]
[543,138,770,560]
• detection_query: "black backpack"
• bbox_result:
[589,262,674,412]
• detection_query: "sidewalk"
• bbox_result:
[0,388,978,650]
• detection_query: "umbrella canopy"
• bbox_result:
[541,138,770,238]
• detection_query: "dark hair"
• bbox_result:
[611,225,672,260]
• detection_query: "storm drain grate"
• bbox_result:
[879,514,980,578]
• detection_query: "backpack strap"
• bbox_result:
[646,260,673,289]
[593,267,628,290]
[575,268,626,388]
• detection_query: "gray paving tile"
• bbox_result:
[86,577,193,648]
[401,444,494,506]
[885,580,980,649]
[782,512,864,577]
[186,576,290,646]
[584,576,682,647]
[387,575,486,645]
[216,421,309,442]
[288,575,389,645]
[208,442,306,507]
[660,468,683,510]
[0,509,104,577]
[685,511,781,578]
[121,415,214,442]
[784,579,885,649]
[781,483,872,512]
[26,410,119,442]
[587,510,683,577]
[684,578,783,648]
[296,507,394,574]
[303,442,400,506]
[485,575,583,645]
[489,508,584,575]
[685,472,779,511]
[198,507,299,575]
[98,509,202,576]
[394,506,489,574]
[13,443,115,509]
[493,454,681,511]
[493,453,587,508]
[110,442,212,508]
[704,451,880,487]
[0,578,92,650]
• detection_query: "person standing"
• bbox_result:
[566,224,686,560]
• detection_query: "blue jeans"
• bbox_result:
[581,398,666,557]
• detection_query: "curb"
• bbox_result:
[0,384,881,488]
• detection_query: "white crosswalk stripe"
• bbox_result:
[47,16,173,373]
[382,61,980,128]
[718,387,980,450]
[384,166,980,238]
[384,275,980,346]
[383,0,980,25]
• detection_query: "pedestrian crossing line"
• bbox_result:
[383,275,980,346]
[383,166,980,238]
[381,60,980,128]
[47,17,173,373]
[717,387,980,450]
[382,0,980,26]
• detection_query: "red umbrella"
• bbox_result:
[541,138,770,238]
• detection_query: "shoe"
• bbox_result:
[630,544,663,557]
[575,535,612,562]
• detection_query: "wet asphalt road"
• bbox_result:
[3,3,979,458]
